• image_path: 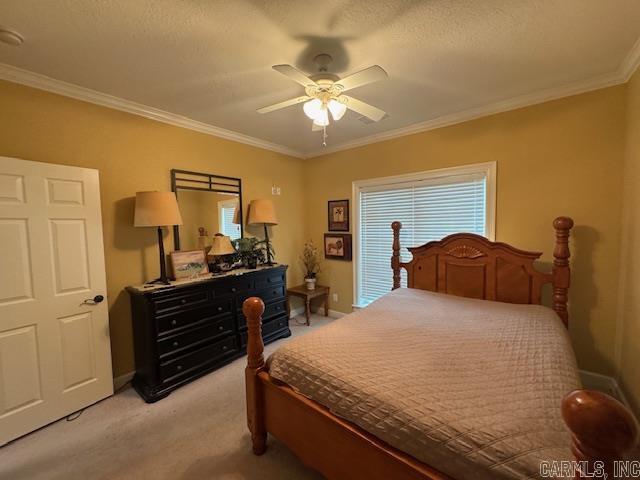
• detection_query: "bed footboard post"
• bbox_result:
[552,216,574,327]
[243,297,267,455]
[391,221,402,290]
[562,389,638,479]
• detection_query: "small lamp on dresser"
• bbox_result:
[134,191,183,285]
[247,198,278,265]
[208,233,236,272]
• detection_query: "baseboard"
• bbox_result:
[328,309,346,319]
[113,371,134,392]
[579,370,631,410]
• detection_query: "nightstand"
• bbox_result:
[287,285,330,325]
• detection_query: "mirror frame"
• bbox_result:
[171,169,243,251]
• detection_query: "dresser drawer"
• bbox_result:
[239,314,289,347]
[263,315,289,337]
[237,299,287,330]
[214,276,254,296]
[254,270,286,289]
[157,297,233,335]
[238,284,286,306]
[153,289,210,313]
[160,336,237,381]
[157,316,234,358]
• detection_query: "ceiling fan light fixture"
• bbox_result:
[328,99,347,121]
[314,107,330,127]
[303,98,322,120]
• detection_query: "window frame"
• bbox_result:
[218,198,241,240]
[352,161,497,308]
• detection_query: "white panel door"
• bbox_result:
[0,157,113,445]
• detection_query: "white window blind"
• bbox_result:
[357,170,489,305]
[219,203,241,240]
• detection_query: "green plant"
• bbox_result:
[300,240,321,279]
[232,237,274,266]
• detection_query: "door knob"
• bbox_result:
[83,295,104,305]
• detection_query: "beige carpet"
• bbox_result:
[0,315,331,480]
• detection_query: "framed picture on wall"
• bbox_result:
[324,233,352,261]
[328,199,349,231]
[170,249,209,280]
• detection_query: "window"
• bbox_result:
[353,162,496,306]
[218,200,241,240]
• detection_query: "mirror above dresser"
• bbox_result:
[171,169,243,251]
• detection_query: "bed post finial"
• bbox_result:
[391,222,402,290]
[243,297,267,455]
[562,389,638,479]
[552,216,573,327]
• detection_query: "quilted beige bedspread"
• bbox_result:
[268,288,580,480]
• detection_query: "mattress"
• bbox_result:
[268,288,580,480]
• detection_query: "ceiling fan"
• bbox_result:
[257,54,388,146]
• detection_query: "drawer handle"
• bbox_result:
[176,365,183,371]
[218,325,224,331]
[231,287,237,293]
[171,320,177,326]
[180,299,187,304]
[273,290,277,295]
[217,306,223,312]
[275,306,281,311]
[222,345,228,351]
[173,341,179,347]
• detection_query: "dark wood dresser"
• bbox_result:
[126,264,289,402]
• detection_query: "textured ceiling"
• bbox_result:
[1,0,639,157]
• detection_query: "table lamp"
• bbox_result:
[247,198,277,265]
[209,233,236,272]
[134,191,183,284]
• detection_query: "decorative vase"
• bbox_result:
[305,277,316,291]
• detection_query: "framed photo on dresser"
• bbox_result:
[327,199,349,231]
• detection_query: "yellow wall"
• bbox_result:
[618,67,640,413]
[305,86,627,376]
[0,77,632,382]
[0,79,306,378]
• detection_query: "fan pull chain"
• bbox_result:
[322,125,328,147]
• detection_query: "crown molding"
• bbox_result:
[0,63,304,159]
[306,38,640,158]
[305,70,627,158]
[2,32,639,163]
[621,36,640,83]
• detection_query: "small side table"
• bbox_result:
[287,284,330,326]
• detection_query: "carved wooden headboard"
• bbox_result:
[391,217,574,326]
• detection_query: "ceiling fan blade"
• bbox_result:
[272,65,317,87]
[257,95,311,114]
[339,95,386,122]
[335,65,388,92]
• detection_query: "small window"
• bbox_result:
[218,200,241,240]
[354,162,496,307]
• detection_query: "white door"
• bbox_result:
[0,157,113,445]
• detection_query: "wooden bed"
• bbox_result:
[243,217,637,480]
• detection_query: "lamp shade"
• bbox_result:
[134,191,183,227]
[209,234,235,256]
[247,199,278,226]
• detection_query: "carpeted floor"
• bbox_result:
[0,315,331,480]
